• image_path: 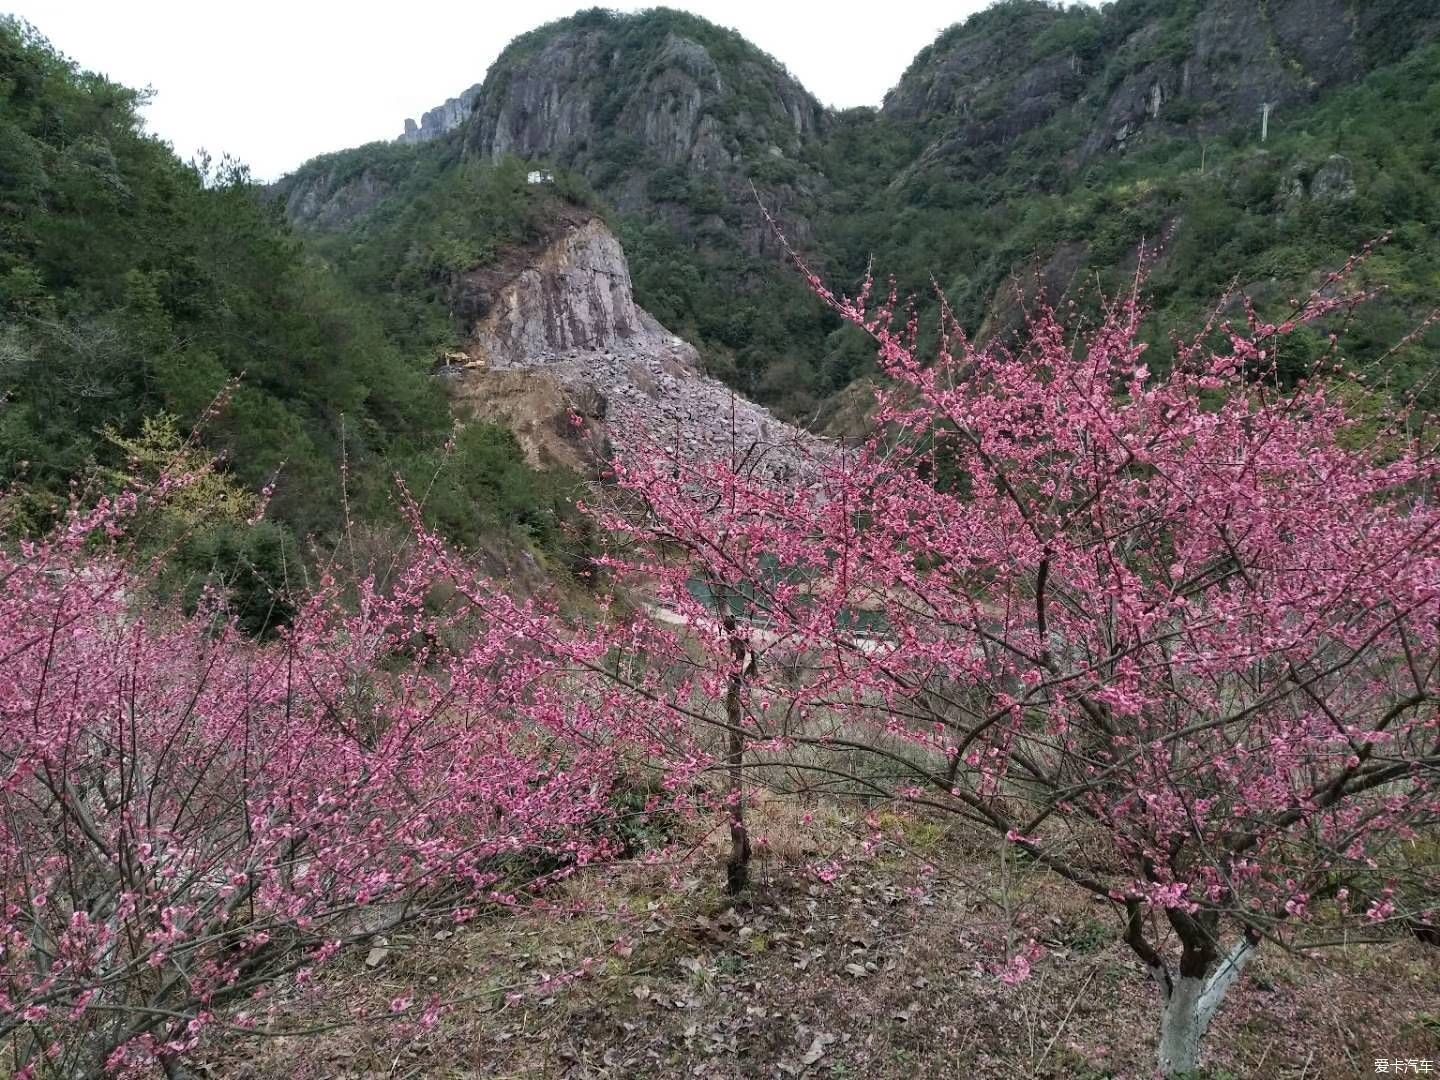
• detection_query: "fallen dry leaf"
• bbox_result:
[802,1031,837,1065]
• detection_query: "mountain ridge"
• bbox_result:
[277,0,1440,419]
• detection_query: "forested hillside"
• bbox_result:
[816,0,1440,403]
[0,19,587,626]
[280,0,1440,419]
[7,0,1440,594]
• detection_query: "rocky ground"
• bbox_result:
[503,345,818,474]
[204,804,1438,1079]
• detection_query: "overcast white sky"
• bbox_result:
[8,1,1090,182]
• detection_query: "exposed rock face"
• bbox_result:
[1087,0,1434,155]
[1309,154,1357,203]
[273,138,447,233]
[883,3,1085,142]
[405,11,826,257]
[1281,152,1359,211]
[399,84,483,144]
[447,216,817,475]
[1083,0,1349,157]
[456,348,817,477]
[466,29,821,176]
[886,0,1440,168]
[464,30,599,165]
[281,166,392,231]
[463,218,700,369]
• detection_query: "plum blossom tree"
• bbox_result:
[594,263,1440,1076]
[582,427,827,894]
[0,479,660,1076]
[5,262,1434,1079]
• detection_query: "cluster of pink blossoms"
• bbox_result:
[0,487,700,1076]
[586,245,1440,1075]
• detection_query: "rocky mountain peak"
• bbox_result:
[380,9,826,257]
[462,12,824,171]
[882,1,1078,126]
[398,83,483,144]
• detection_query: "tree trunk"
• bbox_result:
[719,594,751,894]
[1157,974,1206,1076]
[723,707,750,893]
[1152,936,1258,1078]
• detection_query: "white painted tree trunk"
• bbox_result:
[1155,938,1257,1078]
[1158,975,1206,1076]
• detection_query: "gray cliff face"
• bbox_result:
[398,84,483,144]
[882,4,1085,140]
[1283,153,1358,210]
[466,30,603,165]
[885,0,1440,166]
[466,30,821,174]
[464,219,698,367]
[1082,0,1360,157]
[396,17,826,256]
[448,216,815,475]
[281,167,391,231]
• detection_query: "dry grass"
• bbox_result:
[200,804,1439,1079]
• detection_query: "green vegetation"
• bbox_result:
[285,144,604,356]
[0,19,593,620]
[619,218,834,415]
[7,0,1440,610]
[467,6,835,417]
[0,18,435,534]
[810,4,1440,404]
[300,1,1435,418]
